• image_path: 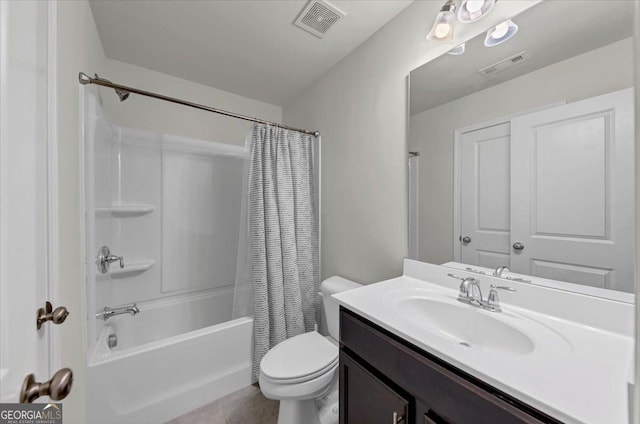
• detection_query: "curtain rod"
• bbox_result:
[78,72,320,137]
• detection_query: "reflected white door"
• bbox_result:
[459,123,511,268]
[510,88,634,292]
[0,0,52,402]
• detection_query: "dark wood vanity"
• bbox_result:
[339,307,563,424]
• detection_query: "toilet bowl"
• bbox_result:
[259,276,361,424]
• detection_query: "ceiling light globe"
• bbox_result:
[465,0,484,14]
[484,19,518,47]
[457,0,495,23]
[435,22,452,39]
[427,9,455,41]
[491,21,510,39]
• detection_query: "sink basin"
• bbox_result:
[396,297,535,356]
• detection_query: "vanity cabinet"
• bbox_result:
[339,307,562,424]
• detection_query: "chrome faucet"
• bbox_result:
[449,274,483,306]
[96,303,140,321]
[447,274,516,312]
[493,265,511,278]
[96,246,124,274]
[492,265,531,283]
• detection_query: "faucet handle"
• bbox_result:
[485,285,516,312]
[491,284,516,292]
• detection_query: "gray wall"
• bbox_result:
[283,0,538,284]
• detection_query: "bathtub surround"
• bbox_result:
[83,94,254,423]
[249,124,320,378]
[54,1,288,420]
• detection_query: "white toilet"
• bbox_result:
[259,276,361,424]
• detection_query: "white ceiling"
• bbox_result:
[410,0,634,115]
[89,0,413,107]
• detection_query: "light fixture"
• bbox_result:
[484,19,518,47]
[447,43,466,55]
[457,0,495,23]
[426,0,456,41]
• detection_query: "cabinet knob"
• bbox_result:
[393,411,405,423]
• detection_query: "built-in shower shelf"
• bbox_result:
[95,203,156,217]
[96,260,155,279]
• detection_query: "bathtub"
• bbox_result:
[86,286,254,423]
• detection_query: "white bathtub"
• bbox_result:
[86,287,254,423]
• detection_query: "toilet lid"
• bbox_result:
[261,331,338,382]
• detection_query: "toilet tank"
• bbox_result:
[320,276,361,341]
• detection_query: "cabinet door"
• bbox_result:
[340,351,411,424]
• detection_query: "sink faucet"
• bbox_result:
[448,274,516,312]
[450,274,484,306]
[96,303,140,321]
[493,265,511,278]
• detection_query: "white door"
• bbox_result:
[0,0,66,403]
[510,88,634,292]
[459,123,511,268]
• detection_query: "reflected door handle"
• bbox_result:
[20,368,73,403]
[461,236,471,244]
[513,242,525,251]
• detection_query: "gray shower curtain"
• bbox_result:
[249,123,319,378]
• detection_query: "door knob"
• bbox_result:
[461,236,471,244]
[20,368,73,403]
[36,301,69,330]
[513,242,525,251]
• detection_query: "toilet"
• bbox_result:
[259,276,361,424]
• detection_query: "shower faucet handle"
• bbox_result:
[96,246,124,274]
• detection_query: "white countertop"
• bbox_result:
[332,261,634,424]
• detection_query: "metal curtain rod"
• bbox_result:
[78,72,320,137]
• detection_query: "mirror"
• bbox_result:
[409,0,635,299]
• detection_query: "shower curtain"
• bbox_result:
[247,123,319,378]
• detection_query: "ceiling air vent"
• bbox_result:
[294,0,346,39]
[478,51,531,78]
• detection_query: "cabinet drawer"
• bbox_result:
[340,308,560,424]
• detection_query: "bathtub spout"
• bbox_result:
[96,303,140,321]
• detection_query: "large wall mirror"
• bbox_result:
[409,0,635,300]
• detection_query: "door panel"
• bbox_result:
[0,0,51,402]
[459,123,511,267]
[510,89,634,292]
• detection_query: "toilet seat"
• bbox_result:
[260,331,338,384]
